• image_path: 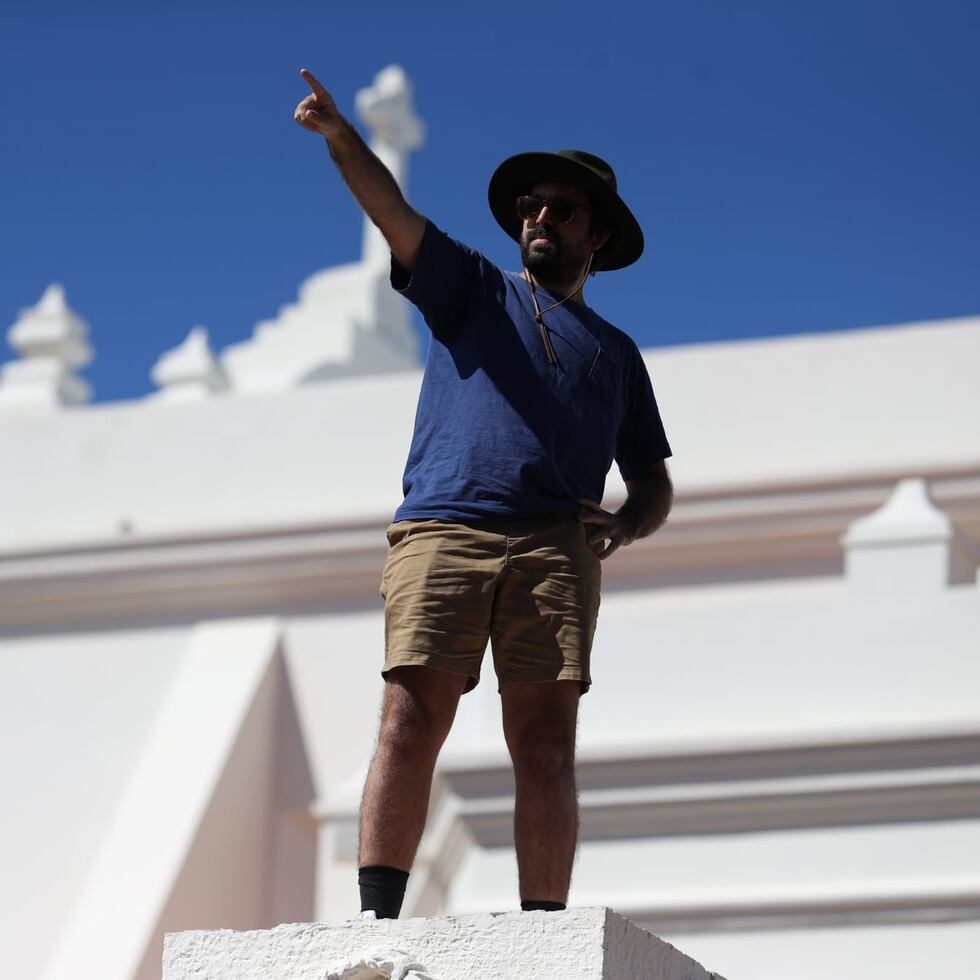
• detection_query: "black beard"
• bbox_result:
[520,226,588,286]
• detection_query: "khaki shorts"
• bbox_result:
[380,516,601,694]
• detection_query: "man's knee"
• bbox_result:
[503,681,579,773]
[507,724,576,779]
[377,666,465,755]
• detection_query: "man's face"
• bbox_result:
[519,180,601,284]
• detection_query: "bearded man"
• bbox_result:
[295,68,673,920]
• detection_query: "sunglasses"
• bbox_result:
[516,194,590,225]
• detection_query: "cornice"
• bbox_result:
[439,730,980,846]
[611,885,980,934]
[1,465,977,631]
[422,728,980,929]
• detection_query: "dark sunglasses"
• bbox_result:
[516,194,590,224]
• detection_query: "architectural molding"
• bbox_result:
[429,731,980,932]
[1,464,977,632]
[439,730,980,846]
[623,885,980,934]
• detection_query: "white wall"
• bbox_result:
[674,920,980,980]
[1,315,978,979]
[0,627,190,980]
[1,317,977,550]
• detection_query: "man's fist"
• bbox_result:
[294,68,343,137]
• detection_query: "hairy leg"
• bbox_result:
[501,679,581,902]
[359,665,468,870]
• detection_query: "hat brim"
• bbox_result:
[487,152,644,271]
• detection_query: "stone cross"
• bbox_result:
[355,65,425,269]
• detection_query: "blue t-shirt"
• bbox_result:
[390,220,672,523]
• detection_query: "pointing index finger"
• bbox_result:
[299,68,330,102]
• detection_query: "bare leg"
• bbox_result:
[501,679,581,902]
[359,666,468,869]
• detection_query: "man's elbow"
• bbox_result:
[653,467,673,525]
[624,460,673,537]
[645,460,674,509]
[384,207,426,274]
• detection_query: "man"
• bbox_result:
[294,68,673,920]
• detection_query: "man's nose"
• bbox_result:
[536,204,556,227]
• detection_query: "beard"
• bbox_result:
[520,226,591,286]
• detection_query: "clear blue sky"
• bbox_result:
[2,0,978,403]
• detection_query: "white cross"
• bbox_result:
[355,66,426,268]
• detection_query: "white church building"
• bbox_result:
[1,67,978,980]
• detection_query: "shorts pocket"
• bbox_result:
[386,521,416,548]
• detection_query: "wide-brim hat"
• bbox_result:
[487,148,644,271]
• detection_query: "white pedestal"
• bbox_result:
[163,907,726,979]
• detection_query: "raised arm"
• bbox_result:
[294,68,426,272]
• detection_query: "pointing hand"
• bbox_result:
[294,68,343,137]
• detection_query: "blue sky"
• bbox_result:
[2,0,978,403]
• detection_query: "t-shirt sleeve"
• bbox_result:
[390,219,484,342]
[615,344,673,481]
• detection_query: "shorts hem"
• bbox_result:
[497,668,592,695]
[383,651,483,693]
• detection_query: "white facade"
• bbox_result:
[1,66,979,980]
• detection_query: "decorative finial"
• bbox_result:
[355,65,425,156]
[0,283,93,411]
[842,478,978,590]
[354,65,425,268]
[150,325,228,402]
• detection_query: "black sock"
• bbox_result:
[358,865,410,919]
[521,900,566,912]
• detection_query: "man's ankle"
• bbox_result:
[521,899,566,912]
[358,865,410,919]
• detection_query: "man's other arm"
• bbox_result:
[579,460,673,560]
[619,459,673,540]
[294,68,425,272]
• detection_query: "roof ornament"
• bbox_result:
[219,65,425,393]
[842,477,979,591]
[150,325,229,402]
[0,283,93,412]
[355,65,426,270]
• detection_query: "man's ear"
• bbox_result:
[590,229,611,253]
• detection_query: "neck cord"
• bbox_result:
[523,254,594,365]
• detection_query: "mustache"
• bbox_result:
[522,226,557,244]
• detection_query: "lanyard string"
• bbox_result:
[523,253,594,365]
